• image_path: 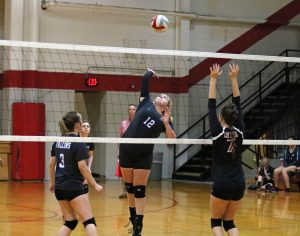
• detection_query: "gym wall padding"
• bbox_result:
[11,103,45,180]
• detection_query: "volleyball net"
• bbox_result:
[0,39,299,147]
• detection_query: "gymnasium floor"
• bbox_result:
[0,180,300,235]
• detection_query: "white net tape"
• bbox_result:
[1,40,300,63]
[0,135,299,146]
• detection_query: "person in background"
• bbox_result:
[116,104,137,199]
[119,68,176,236]
[274,136,300,192]
[80,120,95,194]
[49,111,103,236]
[256,157,275,192]
[208,63,245,236]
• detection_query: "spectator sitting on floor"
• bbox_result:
[255,157,275,192]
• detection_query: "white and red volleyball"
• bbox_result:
[151,15,169,32]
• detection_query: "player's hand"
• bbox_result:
[162,106,171,124]
[210,64,223,81]
[147,68,159,78]
[228,63,239,80]
[94,184,103,192]
[49,183,55,192]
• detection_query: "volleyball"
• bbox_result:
[151,15,169,32]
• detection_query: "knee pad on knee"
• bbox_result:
[83,217,96,227]
[211,218,222,228]
[133,185,146,198]
[223,220,236,231]
[64,219,78,230]
[125,182,134,194]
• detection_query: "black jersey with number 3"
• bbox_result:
[208,96,245,182]
[51,134,89,190]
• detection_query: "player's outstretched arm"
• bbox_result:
[140,68,158,102]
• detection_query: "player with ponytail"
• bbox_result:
[208,63,245,236]
[119,68,176,236]
[49,111,103,236]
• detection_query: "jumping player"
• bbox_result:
[116,104,137,199]
[119,68,176,236]
[208,63,245,236]
[80,120,95,194]
[49,111,103,236]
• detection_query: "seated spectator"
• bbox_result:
[274,136,300,192]
[256,157,275,192]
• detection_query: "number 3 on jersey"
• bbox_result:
[143,117,155,128]
[59,153,65,168]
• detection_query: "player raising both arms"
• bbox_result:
[119,68,176,236]
[208,63,245,236]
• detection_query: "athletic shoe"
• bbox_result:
[119,192,127,198]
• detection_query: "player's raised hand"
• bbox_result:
[228,63,239,80]
[210,63,223,81]
[147,67,159,78]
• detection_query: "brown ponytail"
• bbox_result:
[58,111,81,136]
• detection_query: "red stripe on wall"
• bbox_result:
[189,0,300,86]
[0,71,188,93]
[0,1,299,93]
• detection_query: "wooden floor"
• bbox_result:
[0,180,300,236]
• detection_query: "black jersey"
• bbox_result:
[51,134,89,190]
[121,70,174,155]
[85,143,95,152]
[208,96,245,182]
[122,95,171,154]
[283,146,300,167]
[258,165,274,179]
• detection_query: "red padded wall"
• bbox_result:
[11,103,45,180]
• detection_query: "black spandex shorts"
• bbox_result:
[55,188,86,201]
[211,180,245,201]
[119,144,153,169]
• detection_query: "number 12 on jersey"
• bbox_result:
[143,117,155,128]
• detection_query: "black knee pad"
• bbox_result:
[83,217,96,227]
[133,185,146,198]
[125,182,134,194]
[223,220,236,231]
[211,218,222,228]
[64,219,78,230]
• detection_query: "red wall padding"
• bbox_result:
[11,103,45,180]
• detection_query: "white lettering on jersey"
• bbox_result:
[143,116,155,128]
[56,142,71,149]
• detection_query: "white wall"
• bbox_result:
[1,0,299,179]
